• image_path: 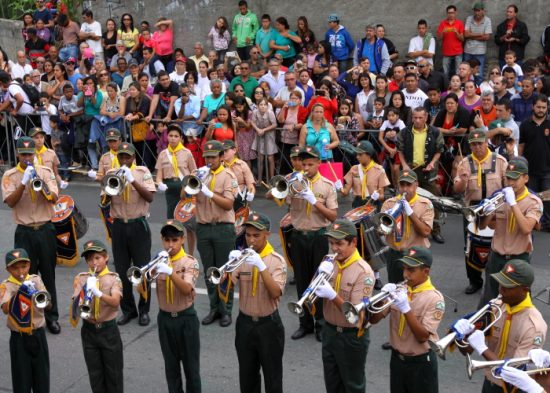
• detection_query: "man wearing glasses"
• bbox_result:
[274,71,305,108]
[229,61,258,98]
[248,48,266,79]
[418,59,446,93]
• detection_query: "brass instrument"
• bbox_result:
[127,250,170,286]
[79,268,97,319]
[429,295,503,360]
[466,354,549,380]
[102,168,127,196]
[372,192,407,235]
[287,254,336,317]
[181,175,202,195]
[207,248,256,285]
[268,175,289,199]
[20,278,50,309]
[25,162,52,198]
[267,173,311,199]
[463,192,505,222]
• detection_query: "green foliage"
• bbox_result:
[1,0,35,20]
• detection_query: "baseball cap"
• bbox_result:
[325,219,357,240]
[244,211,271,231]
[16,137,35,154]
[65,57,77,64]
[128,58,139,67]
[354,140,376,156]
[6,248,30,267]
[29,127,46,137]
[105,128,121,141]
[289,146,303,158]
[399,169,418,183]
[505,159,528,179]
[202,140,224,157]
[298,145,320,159]
[327,13,339,22]
[398,246,433,267]
[222,139,236,150]
[161,219,185,233]
[81,240,107,257]
[468,129,487,143]
[118,142,136,156]
[473,2,485,10]
[405,59,418,66]
[491,259,534,288]
[175,56,186,63]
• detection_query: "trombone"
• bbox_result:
[79,268,97,319]
[102,168,127,196]
[462,192,505,222]
[207,248,256,285]
[372,192,407,235]
[127,250,170,286]
[287,254,336,317]
[466,354,550,380]
[429,295,503,360]
[20,279,51,309]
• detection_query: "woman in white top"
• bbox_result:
[355,72,374,124]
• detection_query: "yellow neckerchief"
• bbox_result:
[166,247,186,304]
[167,143,184,177]
[109,149,120,169]
[403,193,419,240]
[225,157,238,168]
[471,149,491,188]
[334,249,361,292]
[497,293,534,358]
[8,274,30,286]
[17,163,36,202]
[123,163,137,202]
[208,164,225,202]
[35,145,47,165]
[252,242,274,296]
[93,267,111,320]
[306,172,321,216]
[507,187,529,233]
[398,277,435,336]
[360,160,375,199]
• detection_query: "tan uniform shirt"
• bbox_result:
[491,193,543,255]
[195,167,237,224]
[225,158,255,191]
[344,163,390,198]
[485,301,547,386]
[287,175,338,231]
[454,153,507,205]
[108,166,156,219]
[155,148,197,181]
[97,152,118,181]
[0,275,47,331]
[72,271,123,323]
[323,257,375,328]
[2,165,58,225]
[387,286,445,356]
[156,255,200,312]
[35,149,60,171]
[381,195,434,250]
[231,251,287,317]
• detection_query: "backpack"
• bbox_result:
[10,82,40,107]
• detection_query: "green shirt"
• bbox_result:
[229,76,259,98]
[232,11,259,48]
[272,30,298,59]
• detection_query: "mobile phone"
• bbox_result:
[315,89,323,96]
[84,86,93,96]
[475,110,480,116]
[214,122,223,129]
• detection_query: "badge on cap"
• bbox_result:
[207,143,213,149]
[86,241,93,248]
[409,249,416,256]
[474,133,479,138]
[505,264,515,274]
[23,141,30,148]
[333,223,340,230]
[306,147,311,152]
[252,214,259,221]
[12,251,20,258]
[509,164,515,170]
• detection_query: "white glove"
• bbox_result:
[157,250,170,260]
[228,250,242,260]
[21,166,34,185]
[246,192,254,202]
[300,187,317,205]
[334,179,343,191]
[121,165,135,183]
[155,261,173,276]
[318,260,334,276]
[196,166,210,181]
[371,190,380,201]
[22,280,34,288]
[500,366,544,393]
[87,169,97,179]
[467,330,489,356]
[200,183,214,198]
[453,318,475,337]
[483,200,496,214]
[157,183,168,193]
[90,285,103,298]
[86,276,97,290]
[292,172,303,182]
[529,348,550,368]
[60,180,69,189]
[391,290,411,314]
[381,283,397,293]
[314,279,337,300]
[245,250,266,271]
[503,186,517,206]
[402,199,414,216]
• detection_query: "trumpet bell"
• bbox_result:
[206,267,222,285]
[79,303,92,319]
[102,173,126,196]
[182,175,201,195]
[127,266,143,286]
[429,332,456,360]
[31,178,44,192]
[269,175,289,199]
[32,291,51,309]
[287,301,305,317]
[342,301,364,324]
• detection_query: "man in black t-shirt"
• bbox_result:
[145,71,180,123]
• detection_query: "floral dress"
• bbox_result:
[233,110,256,161]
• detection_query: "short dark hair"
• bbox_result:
[496,98,512,111]
[405,72,417,80]
[238,0,247,7]
[427,85,440,92]
[502,66,517,76]
[534,95,548,106]
[275,17,289,30]
[82,9,93,18]
[418,19,428,26]
[508,4,518,13]
[143,46,153,54]
[261,14,271,21]
[0,70,11,84]
[62,83,74,91]
[157,70,169,79]
[374,97,386,105]
[413,106,427,114]
[446,5,457,12]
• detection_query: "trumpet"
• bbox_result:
[287,254,336,317]
[466,354,550,380]
[127,250,170,286]
[268,175,289,199]
[429,295,503,360]
[102,168,127,196]
[267,173,311,199]
[20,279,50,309]
[463,192,505,222]
[25,162,51,196]
[342,281,407,324]
[181,175,202,195]
[207,248,256,285]
[79,268,97,319]
[373,192,407,235]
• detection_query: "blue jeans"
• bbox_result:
[464,53,486,86]
[442,54,463,80]
[59,44,78,63]
[89,116,121,169]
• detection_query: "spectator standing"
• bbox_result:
[295,16,316,55]
[58,13,80,63]
[511,77,537,125]
[24,28,50,67]
[269,17,302,68]
[230,61,258,99]
[276,90,308,173]
[117,13,140,57]
[408,19,436,65]
[493,75,512,104]
[258,58,285,98]
[463,3,492,86]
[35,19,51,43]
[255,14,275,61]
[232,0,259,61]
[353,24,391,75]
[376,24,399,62]
[325,14,355,73]
[208,17,231,61]
[33,0,53,28]
[102,19,118,64]
[402,73,428,109]
[494,4,530,67]
[79,10,103,61]
[151,18,174,68]
[437,5,465,80]
[189,43,209,71]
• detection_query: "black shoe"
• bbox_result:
[219,314,232,327]
[46,320,61,334]
[117,313,138,326]
[138,312,150,326]
[374,278,383,290]
[465,283,482,295]
[289,276,296,285]
[201,310,221,325]
[432,233,445,244]
[291,327,313,340]
[382,341,393,350]
[315,329,323,342]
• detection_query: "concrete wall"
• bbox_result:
[0,19,23,60]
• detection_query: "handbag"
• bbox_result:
[131,120,148,142]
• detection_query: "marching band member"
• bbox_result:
[72,240,123,393]
[2,137,60,334]
[479,159,543,304]
[453,130,507,294]
[369,246,445,393]
[106,142,156,327]
[1,248,51,393]
[500,349,550,393]
[454,260,547,393]
[29,126,67,189]
[90,127,122,182]
[223,139,255,210]
[195,140,238,327]
[221,212,287,393]
[313,219,375,393]
[287,146,337,342]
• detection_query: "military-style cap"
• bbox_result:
[505,159,528,179]
[473,2,485,10]
[399,169,418,183]
[398,246,433,267]
[161,219,185,233]
[6,248,30,267]
[222,139,236,150]
[81,240,108,257]
[354,140,376,156]
[468,129,487,143]
[491,259,534,288]
[202,140,224,157]
[325,219,357,240]
[105,128,121,141]
[29,127,46,137]
[118,142,136,156]
[16,137,35,154]
[289,146,303,158]
[244,211,271,231]
[298,145,320,159]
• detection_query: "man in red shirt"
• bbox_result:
[437,5,464,80]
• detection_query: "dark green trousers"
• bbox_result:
[81,320,123,393]
[235,311,284,393]
[482,378,526,393]
[164,178,183,219]
[322,323,369,393]
[390,350,438,393]
[158,307,201,393]
[387,248,405,284]
[10,327,49,393]
[15,223,58,322]
[196,223,235,314]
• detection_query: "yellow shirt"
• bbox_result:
[412,126,428,167]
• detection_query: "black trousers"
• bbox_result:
[412,167,441,235]
[237,45,253,61]
[235,311,284,393]
[81,321,124,393]
[390,350,438,393]
[462,216,484,287]
[164,178,183,219]
[14,223,58,322]
[387,248,405,284]
[10,328,49,393]
[111,218,152,316]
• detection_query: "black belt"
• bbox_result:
[198,222,233,226]
[19,222,51,231]
[159,306,195,318]
[325,321,359,333]
[239,310,279,324]
[392,349,434,363]
[82,319,117,330]
[113,216,146,224]
[493,251,530,260]
[293,228,325,236]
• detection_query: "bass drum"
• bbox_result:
[466,223,493,272]
[52,195,87,266]
[173,197,196,223]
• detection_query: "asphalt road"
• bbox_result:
[0,180,548,393]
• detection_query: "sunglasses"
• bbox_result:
[406,66,416,70]
[418,64,426,68]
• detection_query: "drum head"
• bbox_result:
[234,207,250,236]
[467,223,494,238]
[52,195,75,223]
[343,205,376,222]
[174,197,196,223]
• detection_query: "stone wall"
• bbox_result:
[0,19,23,60]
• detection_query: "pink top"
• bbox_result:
[152,28,173,56]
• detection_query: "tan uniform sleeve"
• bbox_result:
[222,172,236,201]
[419,200,435,229]
[141,168,157,192]
[325,181,338,210]
[182,257,200,287]
[110,274,123,297]
[2,172,17,202]
[525,196,543,223]
[186,151,197,173]
[242,163,255,189]
[344,166,354,186]
[270,254,287,295]
[0,282,12,306]
[510,317,546,358]
[420,293,445,335]
[377,168,391,189]
[349,268,375,305]
[42,167,59,197]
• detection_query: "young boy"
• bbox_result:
[50,115,71,182]
[37,93,57,145]
[58,83,84,167]
[503,50,524,78]
[366,97,386,129]
[72,240,123,393]
[1,248,51,393]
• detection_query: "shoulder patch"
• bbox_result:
[143,173,152,181]
[433,310,444,320]
[193,261,200,270]
[435,301,445,311]
[231,179,238,188]
[534,336,543,346]
[115,276,122,284]
[364,277,374,287]
[426,200,433,210]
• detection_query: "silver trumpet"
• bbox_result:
[268,173,311,199]
[21,279,50,309]
[79,268,97,319]
[268,175,289,199]
[372,192,407,235]
[463,192,505,222]
[342,281,407,324]
[466,354,549,380]
[25,162,50,195]
[207,248,256,285]
[181,175,202,195]
[429,295,503,360]
[102,168,127,196]
[127,250,170,286]
[287,254,336,317]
